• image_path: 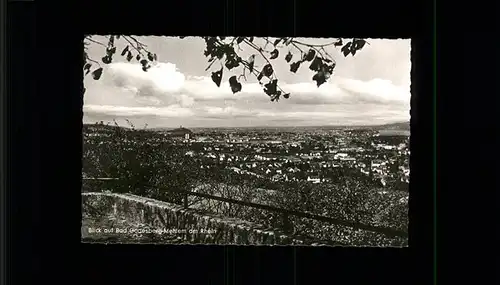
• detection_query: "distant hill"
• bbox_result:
[147,127,175,132]
[373,122,410,131]
[83,123,128,130]
[98,121,410,132]
[187,122,411,131]
[82,124,140,134]
[370,122,410,136]
[378,129,410,136]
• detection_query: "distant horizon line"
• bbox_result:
[84,121,409,129]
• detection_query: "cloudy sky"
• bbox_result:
[83,36,411,128]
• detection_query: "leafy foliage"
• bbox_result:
[91,68,103,80]
[228,76,242,94]
[83,35,157,83]
[211,67,223,87]
[82,123,199,204]
[83,36,369,100]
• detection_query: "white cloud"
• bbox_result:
[202,106,260,118]
[108,62,186,92]
[84,104,194,118]
[102,61,410,106]
[83,43,411,127]
[336,78,409,104]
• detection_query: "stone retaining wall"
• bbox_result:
[82,192,306,245]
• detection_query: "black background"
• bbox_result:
[6,0,492,284]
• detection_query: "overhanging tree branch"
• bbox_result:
[291,39,340,48]
[83,36,369,101]
[122,36,146,56]
[85,37,107,47]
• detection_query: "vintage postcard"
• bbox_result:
[81,36,410,246]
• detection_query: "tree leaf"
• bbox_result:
[213,44,225,59]
[153,53,158,61]
[285,51,293,62]
[312,71,327,87]
[248,55,255,73]
[140,59,148,66]
[334,39,343,46]
[228,75,237,85]
[83,63,92,70]
[271,90,282,102]
[305,49,316,61]
[341,42,352,57]
[108,35,115,47]
[322,66,332,80]
[91,68,103,80]
[273,38,282,46]
[136,54,141,61]
[102,55,112,64]
[236,37,245,44]
[126,51,133,61]
[225,60,237,70]
[224,50,241,70]
[283,93,290,99]
[353,39,366,50]
[264,79,278,96]
[309,57,323,72]
[270,49,279,60]
[228,75,242,94]
[147,52,154,61]
[211,67,223,87]
[106,47,116,55]
[248,37,254,43]
[262,64,273,77]
[276,93,282,102]
[290,61,301,73]
[326,63,336,74]
[257,72,264,82]
[121,46,129,56]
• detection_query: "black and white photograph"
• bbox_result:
[81,36,411,246]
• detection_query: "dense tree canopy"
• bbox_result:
[82,124,408,246]
[83,36,368,101]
